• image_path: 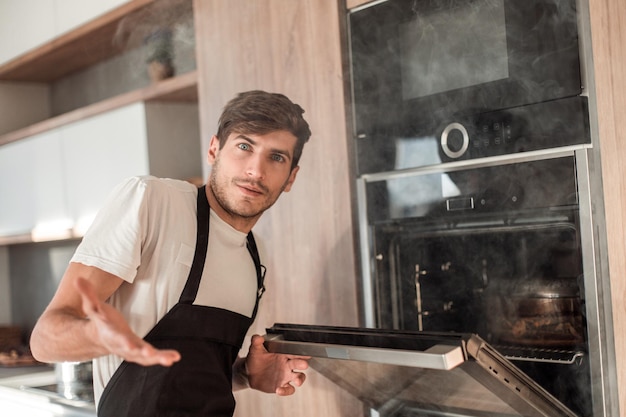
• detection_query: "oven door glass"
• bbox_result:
[365,156,577,224]
[265,324,580,417]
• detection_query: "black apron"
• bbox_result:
[98,185,265,417]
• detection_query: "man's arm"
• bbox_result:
[30,262,180,366]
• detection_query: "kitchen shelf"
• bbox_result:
[0,70,198,148]
[0,0,157,83]
[0,0,197,148]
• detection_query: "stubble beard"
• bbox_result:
[209,157,288,220]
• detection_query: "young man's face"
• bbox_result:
[207,130,300,230]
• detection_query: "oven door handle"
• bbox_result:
[263,334,465,370]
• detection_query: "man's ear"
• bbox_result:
[207,135,220,164]
[283,166,300,192]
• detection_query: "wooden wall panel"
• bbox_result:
[193,1,362,416]
[588,0,626,413]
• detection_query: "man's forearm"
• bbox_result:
[30,307,108,363]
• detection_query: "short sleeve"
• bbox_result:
[70,176,150,283]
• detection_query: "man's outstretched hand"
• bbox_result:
[76,277,181,367]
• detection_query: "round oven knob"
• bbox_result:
[441,122,469,159]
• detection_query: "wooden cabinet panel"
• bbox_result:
[194,0,361,416]
[588,0,626,413]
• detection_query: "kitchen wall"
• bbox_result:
[0,83,50,135]
[6,240,79,343]
[0,246,11,324]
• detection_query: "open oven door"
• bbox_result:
[264,324,579,417]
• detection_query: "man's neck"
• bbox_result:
[204,185,259,234]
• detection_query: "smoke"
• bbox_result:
[112,0,195,51]
[111,0,196,76]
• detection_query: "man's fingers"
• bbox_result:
[275,372,306,396]
[120,343,181,367]
[139,344,181,366]
[276,384,296,396]
[288,358,310,371]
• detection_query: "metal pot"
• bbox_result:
[55,361,94,401]
[485,276,584,347]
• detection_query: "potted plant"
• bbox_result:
[144,28,175,82]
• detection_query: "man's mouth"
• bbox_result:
[236,181,266,196]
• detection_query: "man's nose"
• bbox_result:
[246,154,266,179]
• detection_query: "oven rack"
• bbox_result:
[493,345,585,365]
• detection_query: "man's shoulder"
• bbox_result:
[123,175,199,197]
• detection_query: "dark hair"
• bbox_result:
[216,90,312,169]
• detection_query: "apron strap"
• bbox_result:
[179,185,210,304]
[180,185,267,318]
[246,232,266,320]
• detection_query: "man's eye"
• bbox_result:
[237,143,251,151]
[271,154,285,163]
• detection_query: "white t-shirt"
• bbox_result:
[70,176,262,404]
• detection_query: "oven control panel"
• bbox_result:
[355,96,590,175]
[438,96,589,161]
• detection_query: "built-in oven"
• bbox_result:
[358,149,590,415]
[335,0,618,415]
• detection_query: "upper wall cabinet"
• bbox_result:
[0,0,197,148]
[0,130,67,238]
[0,0,201,245]
[63,101,203,236]
[0,101,202,242]
[0,0,131,67]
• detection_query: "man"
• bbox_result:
[30,90,312,416]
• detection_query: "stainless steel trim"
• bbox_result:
[348,0,389,13]
[356,176,376,327]
[575,148,620,417]
[576,0,619,414]
[440,122,469,159]
[359,144,592,183]
[264,334,465,370]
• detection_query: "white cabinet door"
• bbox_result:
[0,130,67,237]
[0,1,55,65]
[55,0,130,38]
[61,103,149,234]
[0,0,130,66]
[0,101,200,240]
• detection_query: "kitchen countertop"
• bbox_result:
[0,363,53,379]
[0,366,96,417]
